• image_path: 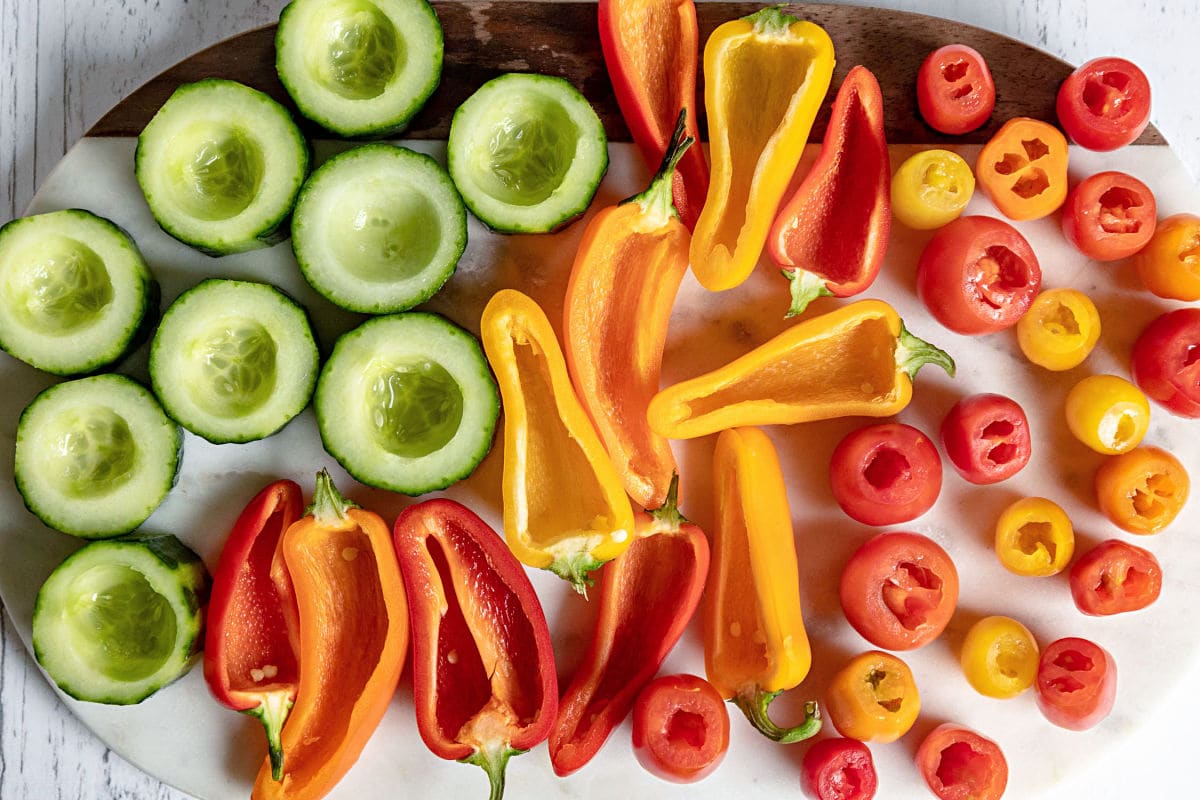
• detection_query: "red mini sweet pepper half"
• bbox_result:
[598,0,709,230]
[769,65,891,317]
[203,479,303,781]
[393,499,558,800]
[549,476,710,776]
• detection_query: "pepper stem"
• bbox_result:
[732,687,822,743]
[783,268,835,317]
[894,322,957,380]
[647,473,687,533]
[307,468,358,524]
[623,108,695,225]
[463,744,524,800]
[745,4,798,36]
[244,690,294,781]
[548,551,606,598]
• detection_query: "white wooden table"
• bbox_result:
[1,1,1197,798]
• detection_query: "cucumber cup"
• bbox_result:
[0,209,156,376]
[135,79,309,256]
[448,73,609,233]
[291,144,466,313]
[276,0,443,137]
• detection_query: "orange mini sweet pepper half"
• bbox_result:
[252,470,409,800]
[481,289,636,593]
[707,427,820,742]
[647,299,955,440]
[690,5,835,292]
[563,111,693,510]
[769,65,891,317]
[393,498,557,800]
[976,116,1069,221]
[598,0,708,230]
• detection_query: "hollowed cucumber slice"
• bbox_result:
[0,209,156,375]
[32,532,209,705]
[292,144,466,313]
[14,374,182,539]
[149,279,319,444]
[315,312,499,495]
[276,0,443,137]
[447,73,608,233]
[135,79,309,256]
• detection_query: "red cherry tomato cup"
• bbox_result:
[1131,307,1200,418]
[1035,637,1118,730]
[631,673,730,783]
[916,44,996,134]
[839,531,959,650]
[940,393,1032,484]
[1061,171,1157,261]
[916,723,1008,800]
[917,216,1042,335]
[1056,56,1152,151]
[801,737,878,800]
[1069,539,1162,616]
[829,423,942,526]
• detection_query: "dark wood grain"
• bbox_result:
[87,1,1165,145]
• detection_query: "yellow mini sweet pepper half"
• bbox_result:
[706,426,819,742]
[690,5,835,292]
[480,288,636,594]
[648,299,955,439]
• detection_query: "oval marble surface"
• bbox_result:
[2,2,1199,800]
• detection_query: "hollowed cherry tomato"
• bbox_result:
[826,651,920,743]
[829,423,942,526]
[1035,637,1117,731]
[1134,213,1200,301]
[976,117,1069,221]
[1094,445,1190,534]
[960,616,1039,699]
[891,149,975,230]
[916,45,996,135]
[1016,288,1101,371]
[1131,307,1200,418]
[993,496,1074,577]
[631,673,730,784]
[839,531,959,651]
[916,723,1008,800]
[940,393,1032,484]
[917,216,1042,335]
[1062,171,1157,261]
[1065,374,1150,455]
[1056,56,1152,151]
[1069,539,1163,616]
[801,738,877,800]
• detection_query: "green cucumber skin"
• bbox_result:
[0,210,158,376]
[14,375,184,540]
[134,79,311,257]
[32,533,210,705]
[316,312,500,495]
[291,144,468,314]
[275,0,444,139]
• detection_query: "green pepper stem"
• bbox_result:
[647,472,687,532]
[245,690,294,781]
[548,552,606,599]
[308,468,358,524]
[895,322,957,380]
[463,744,524,800]
[783,268,835,317]
[733,687,822,743]
[746,4,798,36]
[623,108,695,225]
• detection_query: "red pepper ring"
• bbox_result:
[203,479,303,781]
[393,499,558,799]
[768,65,891,317]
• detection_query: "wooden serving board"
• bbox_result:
[3,3,1196,800]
